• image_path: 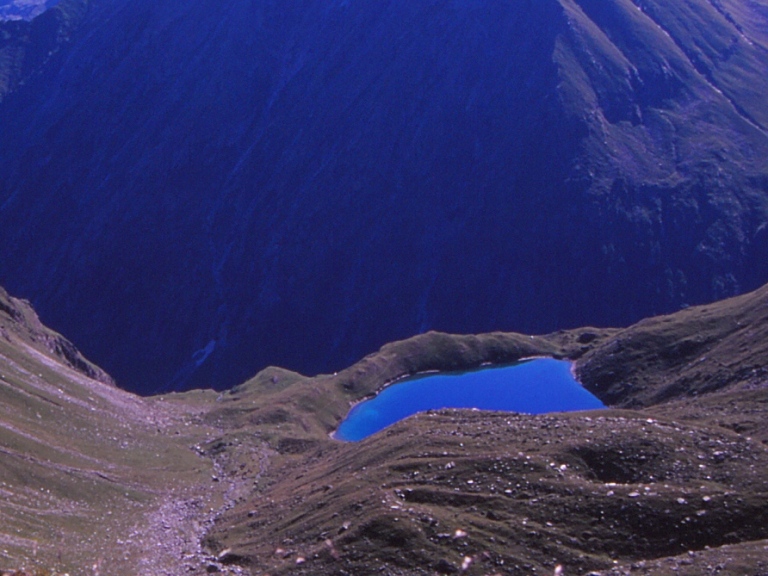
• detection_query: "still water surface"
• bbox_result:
[335,358,604,441]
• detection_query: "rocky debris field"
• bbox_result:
[592,539,768,576]
[203,406,768,576]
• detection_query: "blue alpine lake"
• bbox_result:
[334,358,604,441]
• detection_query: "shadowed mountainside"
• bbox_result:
[0,0,87,95]
[1,0,767,393]
[1,282,768,574]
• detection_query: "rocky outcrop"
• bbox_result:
[0,0,60,21]
[0,0,89,98]
[0,285,112,383]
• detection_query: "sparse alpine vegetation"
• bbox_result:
[2,282,768,574]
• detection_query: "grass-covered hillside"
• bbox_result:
[2,282,767,574]
[0,287,234,575]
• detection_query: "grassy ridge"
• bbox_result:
[577,282,768,406]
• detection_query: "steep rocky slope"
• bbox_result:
[1,282,768,574]
[0,0,86,96]
[0,288,234,575]
[1,0,767,393]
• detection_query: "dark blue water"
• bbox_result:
[334,358,604,441]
